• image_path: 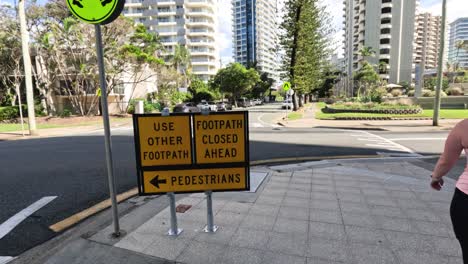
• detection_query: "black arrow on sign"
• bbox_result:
[150,175,167,189]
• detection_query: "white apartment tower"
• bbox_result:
[343,0,417,85]
[123,0,219,81]
[232,0,280,82]
[413,12,442,71]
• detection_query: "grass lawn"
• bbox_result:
[314,102,468,120]
[287,112,303,120]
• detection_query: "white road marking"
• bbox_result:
[251,123,264,128]
[257,113,273,127]
[346,130,422,157]
[0,256,15,264]
[0,196,57,240]
[388,138,446,141]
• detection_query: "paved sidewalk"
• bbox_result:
[0,119,132,141]
[36,158,463,264]
[279,104,461,132]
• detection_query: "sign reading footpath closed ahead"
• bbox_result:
[133,112,249,195]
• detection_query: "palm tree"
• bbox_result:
[358,46,376,64]
[171,44,191,88]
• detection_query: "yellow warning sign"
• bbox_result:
[143,167,247,193]
[137,116,192,166]
[194,113,246,164]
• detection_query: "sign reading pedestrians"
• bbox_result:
[66,0,125,25]
[283,82,291,91]
[143,167,247,193]
[133,112,250,195]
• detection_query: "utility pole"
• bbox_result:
[433,0,447,126]
[18,0,37,135]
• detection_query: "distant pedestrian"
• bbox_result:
[431,119,468,263]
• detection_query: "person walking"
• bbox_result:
[431,119,468,263]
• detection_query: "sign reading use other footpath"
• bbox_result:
[133,112,250,195]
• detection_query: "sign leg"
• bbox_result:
[204,191,218,233]
[95,24,121,238]
[167,192,182,236]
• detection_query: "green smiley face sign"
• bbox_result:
[66,0,125,25]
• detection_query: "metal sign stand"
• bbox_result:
[201,108,218,233]
[95,24,121,238]
[204,191,218,233]
[161,108,183,236]
[167,192,182,236]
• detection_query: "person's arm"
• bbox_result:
[432,125,463,180]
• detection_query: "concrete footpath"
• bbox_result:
[17,158,464,264]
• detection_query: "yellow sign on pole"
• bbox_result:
[143,167,247,193]
[136,115,192,167]
[133,112,250,195]
[194,113,246,164]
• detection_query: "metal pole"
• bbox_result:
[167,192,182,236]
[18,0,37,135]
[95,24,121,237]
[15,86,25,137]
[204,191,218,233]
[433,0,447,126]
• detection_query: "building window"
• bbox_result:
[380,38,390,44]
[381,28,391,34]
[381,7,391,14]
[380,48,390,54]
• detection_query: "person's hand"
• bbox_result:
[430,177,444,191]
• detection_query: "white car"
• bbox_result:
[282,100,293,109]
[197,100,217,112]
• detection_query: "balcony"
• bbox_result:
[380,23,392,29]
[380,54,391,59]
[381,13,392,19]
[382,2,392,8]
[380,44,391,49]
[186,0,214,6]
[380,34,392,39]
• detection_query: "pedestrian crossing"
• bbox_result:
[348,130,422,157]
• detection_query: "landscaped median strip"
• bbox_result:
[49,188,138,233]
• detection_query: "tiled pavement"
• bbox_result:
[88,160,464,264]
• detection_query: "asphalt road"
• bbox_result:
[0,103,463,257]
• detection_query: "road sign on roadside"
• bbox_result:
[66,0,125,25]
[135,115,192,167]
[142,167,247,193]
[283,82,291,91]
[133,112,250,195]
[194,113,247,164]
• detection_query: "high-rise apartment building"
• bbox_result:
[448,17,468,69]
[342,0,417,85]
[123,0,219,81]
[232,0,280,82]
[413,12,442,71]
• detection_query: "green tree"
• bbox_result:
[353,61,380,98]
[281,0,332,110]
[212,63,259,106]
[358,46,376,63]
[171,44,191,88]
[250,72,274,99]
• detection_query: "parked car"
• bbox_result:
[208,101,218,112]
[173,102,200,113]
[236,98,249,108]
[282,99,293,109]
[254,99,263,105]
[216,102,232,111]
[197,100,217,111]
